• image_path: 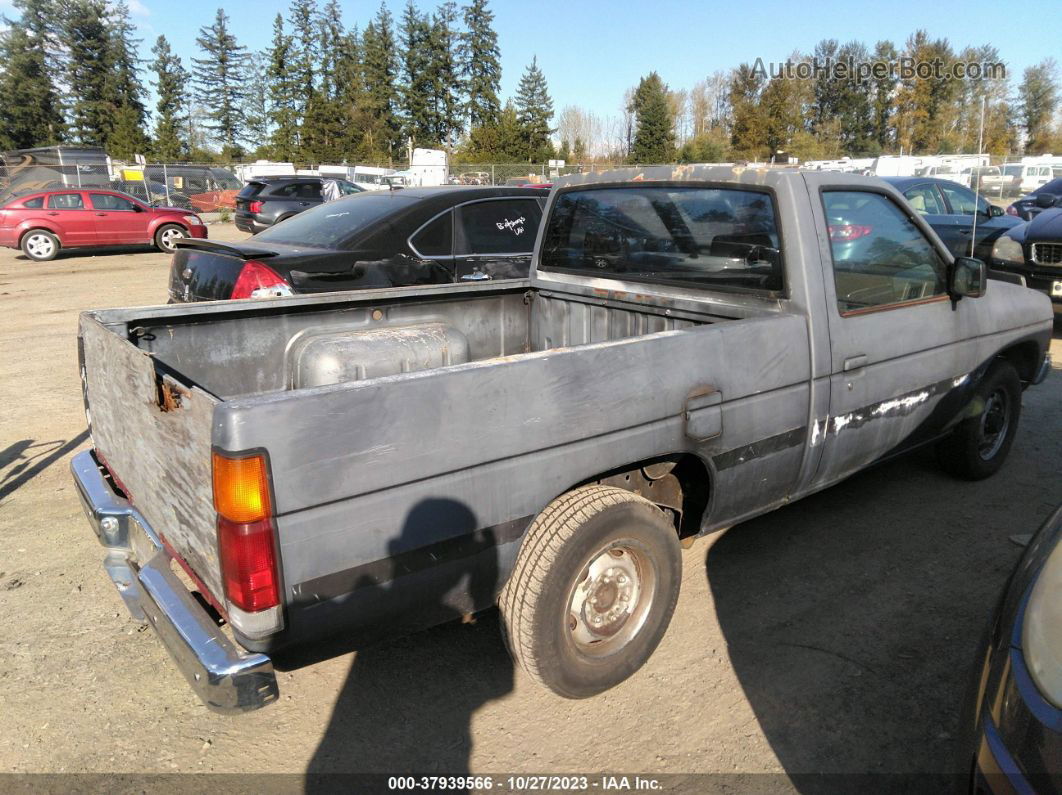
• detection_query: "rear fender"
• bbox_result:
[17,220,62,244]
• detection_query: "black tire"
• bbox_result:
[20,229,59,261]
[499,485,682,699]
[936,360,1022,480]
[154,223,186,253]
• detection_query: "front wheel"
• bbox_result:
[154,223,186,253]
[499,485,682,699]
[936,360,1022,480]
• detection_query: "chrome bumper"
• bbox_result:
[71,450,278,713]
[1032,353,1053,386]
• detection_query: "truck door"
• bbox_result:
[802,175,989,487]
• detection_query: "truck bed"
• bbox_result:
[79,280,780,616]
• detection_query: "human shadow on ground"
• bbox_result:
[305,498,515,790]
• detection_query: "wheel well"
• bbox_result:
[576,453,711,540]
[18,227,58,247]
[997,341,1041,384]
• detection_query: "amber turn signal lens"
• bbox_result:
[212,452,271,523]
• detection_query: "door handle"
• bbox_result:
[47,212,59,216]
[95,213,108,216]
[958,228,972,235]
[843,354,867,372]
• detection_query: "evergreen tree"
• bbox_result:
[192,8,248,157]
[0,14,65,148]
[515,56,554,162]
[107,1,146,124]
[427,1,463,146]
[462,100,524,160]
[62,0,113,145]
[149,35,189,160]
[243,52,271,156]
[1019,60,1059,155]
[871,40,898,150]
[727,63,766,158]
[458,0,500,128]
[108,102,148,159]
[399,0,433,145]
[288,0,318,107]
[361,2,401,160]
[266,14,299,160]
[629,72,675,163]
[318,0,344,100]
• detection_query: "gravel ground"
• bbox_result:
[0,226,1059,787]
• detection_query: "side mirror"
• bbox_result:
[988,204,1004,217]
[132,203,144,212]
[949,256,986,301]
[1035,193,1057,209]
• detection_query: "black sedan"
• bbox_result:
[991,208,1062,316]
[169,186,545,302]
[960,504,1062,793]
[883,176,1021,262]
[1007,177,1062,221]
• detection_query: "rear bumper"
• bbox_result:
[71,449,278,713]
[234,214,268,234]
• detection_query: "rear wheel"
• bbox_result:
[936,360,1021,480]
[154,223,186,253]
[500,485,682,699]
[21,229,59,261]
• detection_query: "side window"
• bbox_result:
[410,211,453,257]
[22,197,44,208]
[47,193,84,209]
[89,193,137,211]
[903,185,946,215]
[298,182,322,199]
[456,199,541,255]
[938,183,985,216]
[823,191,947,314]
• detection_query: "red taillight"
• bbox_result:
[218,517,279,612]
[230,260,290,299]
[828,224,873,242]
[1006,205,1018,216]
[248,200,263,213]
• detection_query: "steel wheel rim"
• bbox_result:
[160,228,182,249]
[26,234,54,258]
[566,540,657,658]
[977,388,1010,460]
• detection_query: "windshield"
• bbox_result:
[1033,178,1062,196]
[209,169,241,190]
[252,191,411,248]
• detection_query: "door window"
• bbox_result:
[822,190,947,314]
[455,199,541,255]
[902,185,946,215]
[47,193,84,209]
[938,183,988,216]
[89,193,138,211]
[410,211,453,257]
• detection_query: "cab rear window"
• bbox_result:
[540,185,784,294]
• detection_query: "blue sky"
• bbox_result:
[5,0,1055,120]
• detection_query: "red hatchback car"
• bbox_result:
[0,189,208,261]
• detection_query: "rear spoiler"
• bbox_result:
[173,238,278,259]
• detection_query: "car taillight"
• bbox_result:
[230,260,292,300]
[248,200,263,213]
[213,451,280,614]
[1006,205,1018,216]
[828,224,873,242]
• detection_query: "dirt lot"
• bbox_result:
[0,228,1060,785]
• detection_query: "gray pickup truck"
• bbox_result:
[72,167,1054,713]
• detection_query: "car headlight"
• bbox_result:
[1023,536,1062,707]
[992,235,1024,265]
[182,215,202,226]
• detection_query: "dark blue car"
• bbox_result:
[960,505,1062,792]
[991,207,1062,316]
[883,177,1022,264]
